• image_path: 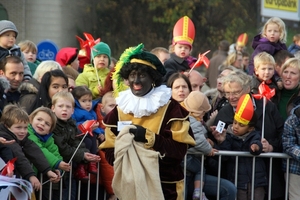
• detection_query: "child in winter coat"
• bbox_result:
[18,40,40,75]
[51,91,100,199]
[163,16,197,83]
[71,86,102,177]
[288,34,300,55]
[75,42,111,99]
[96,91,117,200]
[0,20,32,80]
[248,17,287,75]
[181,91,216,200]
[0,104,60,192]
[212,94,267,200]
[28,107,70,199]
[250,52,280,105]
[28,107,70,172]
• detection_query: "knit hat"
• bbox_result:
[236,33,248,47]
[55,47,79,67]
[183,91,211,117]
[113,43,166,96]
[0,20,18,38]
[91,42,111,65]
[172,16,195,49]
[234,94,257,126]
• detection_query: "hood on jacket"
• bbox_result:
[204,88,218,97]
[252,34,287,50]
[18,81,39,94]
[74,98,100,111]
[0,76,10,92]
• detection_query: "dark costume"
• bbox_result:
[100,43,195,200]
[163,53,190,83]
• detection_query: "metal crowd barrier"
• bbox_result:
[25,151,291,200]
[37,162,107,200]
[183,151,292,200]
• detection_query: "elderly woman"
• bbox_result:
[211,70,285,200]
[18,60,62,113]
[167,72,192,102]
[278,58,300,120]
[99,44,195,200]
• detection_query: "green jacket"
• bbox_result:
[27,124,62,172]
[75,64,110,99]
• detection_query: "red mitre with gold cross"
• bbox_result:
[234,94,254,125]
[236,33,248,47]
[172,16,195,49]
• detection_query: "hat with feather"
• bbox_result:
[113,43,165,96]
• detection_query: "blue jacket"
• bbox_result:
[288,44,300,54]
[216,126,267,189]
[72,99,103,135]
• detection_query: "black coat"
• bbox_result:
[163,53,190,83]
[52,118,89,163]
[211,94,285,198]
[250,74,279,106]
[216,129,267,189]
[0,124,51,180]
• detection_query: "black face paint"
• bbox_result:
[128,70,153,97]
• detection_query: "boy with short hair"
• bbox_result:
[18,40,40,75]
[0,104,59,191]
[51,91,100,164]
[51,91,100,199]
[0,20,32,80]
[250,52,279,104]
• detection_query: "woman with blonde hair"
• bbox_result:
[219,51,243,72]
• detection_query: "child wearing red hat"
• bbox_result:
[212,94,267,200]
[163,16,197,83]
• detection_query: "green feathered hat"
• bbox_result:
[112,43,166,96]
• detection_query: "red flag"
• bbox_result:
[189,50,210,72]
[77,120,96,137]
[252,81,275,101]
[1,157,17,176]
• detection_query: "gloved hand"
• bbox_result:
[129,125,147,143]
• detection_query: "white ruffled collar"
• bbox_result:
[116,85,171,118]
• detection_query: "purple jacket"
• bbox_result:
[248,34,287,75]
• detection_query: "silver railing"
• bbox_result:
[183,151,292,200]
[27,151,291,200]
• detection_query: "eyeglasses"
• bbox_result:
[224,89,243,98]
